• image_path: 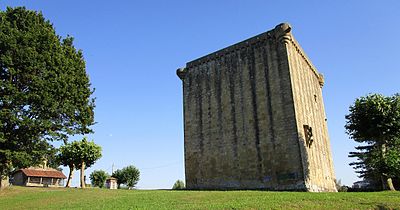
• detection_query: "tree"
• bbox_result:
[43,146,61,170]
[112,165,140,189]
[58,138,101,188]
[111,169,126,189]
[58,143,77,187]
[123,165,140,189]
[345,93,400,191]
[0,7,95,179]
[172,180,185,190]
[73,138,102,188]
[90,170,108,188]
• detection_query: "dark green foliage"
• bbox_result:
[90,170,108,188]
[44,146,61,170]
[345,93,400,190]
[172,180,185,190]
[112,165,140,189]
[0,7,95,177]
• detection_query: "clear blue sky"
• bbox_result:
[1,1,399,189]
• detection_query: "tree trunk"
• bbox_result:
[381,175,388,190]
[386,177,396,191]
[65,165,74,188]
[379,143,396,191]
[0,176,9,190]
[80,161,85,188]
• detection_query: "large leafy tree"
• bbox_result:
[345,93,400,191]
[0,7,95,178]
[89,170,108,188]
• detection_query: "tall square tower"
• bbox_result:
[177,23,336,192]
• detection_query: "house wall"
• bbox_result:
[25,177,63,187]
[12,171,26,186]
[106,180,117,189]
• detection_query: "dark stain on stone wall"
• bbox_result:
[227,55,239,172]
[248,46,263,181]
[262,41,276,150]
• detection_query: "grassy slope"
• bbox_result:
[0,187,399,209]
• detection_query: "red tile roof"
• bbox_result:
[20,168,67,179]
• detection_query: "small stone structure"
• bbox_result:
[12,167,66,187]
[177,23,336,192]
[105,177,118,189]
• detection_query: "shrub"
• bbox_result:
[112,165,140,189]
[172,180,185,190]
[89,170,108,188]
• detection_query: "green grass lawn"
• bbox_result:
[0,186,399,209]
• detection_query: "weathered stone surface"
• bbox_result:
[0,176,9,190]
[177,23,336,192]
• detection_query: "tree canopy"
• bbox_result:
[74,138,102,188]
[58,142,77,187]
[58,138,102,188]
[124,165,140,188]
[0,7,95,177]
[112,165,140,189]
[90,170,108,188]
[111,169,126,189]
[172,180,185,190]
[345,93,400,191]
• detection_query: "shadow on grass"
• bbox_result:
[376,204,391,210]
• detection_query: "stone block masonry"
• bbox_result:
[177,23,337,192]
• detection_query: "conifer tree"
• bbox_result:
[346,93,400,191]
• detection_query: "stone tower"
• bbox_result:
[177,23,336,192]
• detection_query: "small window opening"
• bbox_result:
[303,124,313,147]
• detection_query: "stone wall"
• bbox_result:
[177,23,336,191]
[283,27,337,192]
[0,176,9,189]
